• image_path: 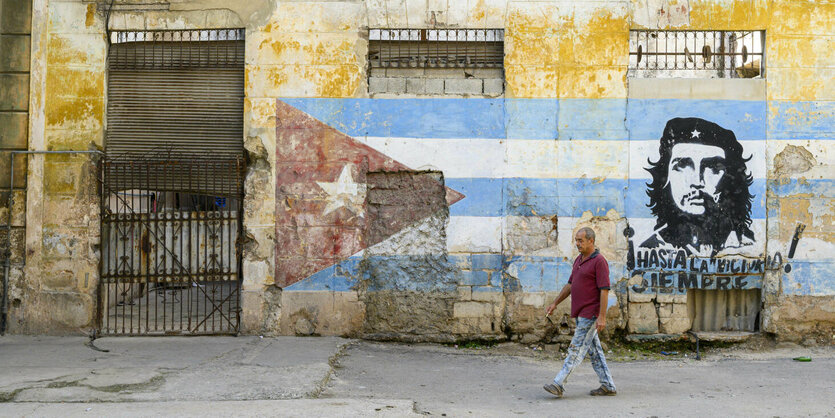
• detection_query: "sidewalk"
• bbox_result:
[1,335,833,416]
[0,336,420,416]
[3,400,418,417]
[0,336,344,402]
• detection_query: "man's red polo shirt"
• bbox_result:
[568,249,610,319]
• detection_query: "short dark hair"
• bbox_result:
[577,227,595,242]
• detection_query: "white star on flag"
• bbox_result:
[316,165,367,216]
[691,129,701,138]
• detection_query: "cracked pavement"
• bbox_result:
[1,336,343,402]
[1,336,833,417]
[1,336,412,416]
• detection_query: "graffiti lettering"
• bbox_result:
[625,118,805,289]
[630,272,762,294]
[678,272,698,288]
[632,249,770,274]
[766,252,783,270]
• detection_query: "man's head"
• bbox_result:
[645,118,754,248]
[575,227,596,256]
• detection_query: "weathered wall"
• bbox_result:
[0,0,32,332]
[627,0,834,344]
[7,0,105,333]
[624,78,769,335]
[759,0,834,343]
[271,0,833,344]
[11,0,833,342]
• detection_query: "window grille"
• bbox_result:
[369,29,504,68]
[628,30,764,78]
[108,29,245,69]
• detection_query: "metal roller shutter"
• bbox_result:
[106,36,244,158]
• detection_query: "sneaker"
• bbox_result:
[589,386,617,396]
[543,383,564,398]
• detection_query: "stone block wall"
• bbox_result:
[368,68,504,97]
[0,0,31,332]
[7,0,833,345]
[268,0,834,345]
[6,0,106,333]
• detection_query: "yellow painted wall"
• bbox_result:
[17,0,833,339]
[504,3,629,98]
[245,2,366,99]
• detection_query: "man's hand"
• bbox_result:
[596,317,606,333]
[545,301,558,317]
[547,284,571,318]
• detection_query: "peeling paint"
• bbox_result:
[84,3,95,28]
[310,65,362,98]
[11,0,833,342]
[505,7,628,98]
[44,98,103,131]
[773,145,817,177]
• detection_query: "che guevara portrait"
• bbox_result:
[640,117,755,257]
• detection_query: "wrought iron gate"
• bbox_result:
[98,154,244,335]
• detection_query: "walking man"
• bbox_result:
[543,227,617,398]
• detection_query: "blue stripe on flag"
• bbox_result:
[626,99,767,140]
[281,98,507,139]
[768,101,835,140]
[446,178,773,218]
[282,98,772,141]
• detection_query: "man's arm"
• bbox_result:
[595,256,611,332]
[545,284,571,316]
[596,288,608,332]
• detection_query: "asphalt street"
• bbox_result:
[326,341,835,417]
[1,336,832,417]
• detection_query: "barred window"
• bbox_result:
[368,29,505,97]
[628,30,764,79]
[369,28,504,68]
[108,29,245,70]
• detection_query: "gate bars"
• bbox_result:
[98,153,245,335]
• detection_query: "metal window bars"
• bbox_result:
[369,28,505,68]
[628,30,765,78]
[108,29,246,70]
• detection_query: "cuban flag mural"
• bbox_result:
[275,90,834,299]
[275,99,466,289]
[276,97,574,293]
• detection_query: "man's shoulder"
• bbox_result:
[595,253,608,261]
[593,253,609,266]
[590,249,606,262]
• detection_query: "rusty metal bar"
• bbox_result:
[99,154,243,336]
[109,29,245,70]
[369,28,504,69]
[629,30,764,78]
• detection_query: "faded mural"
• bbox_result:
[627,116,767,297]
[1,0,831,341]
[641,118,755,257]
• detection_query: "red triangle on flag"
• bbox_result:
[275,100,465,287]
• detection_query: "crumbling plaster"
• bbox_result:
[8,0,833,344]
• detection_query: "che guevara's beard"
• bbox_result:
[679,189,720,209]
[660,193,733,252]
